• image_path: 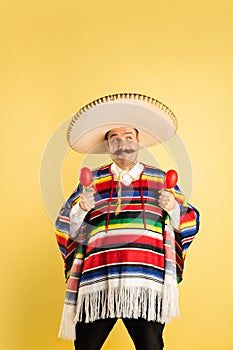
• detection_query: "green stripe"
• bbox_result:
[91,217,163,229]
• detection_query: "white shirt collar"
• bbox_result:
[111,162,144,185]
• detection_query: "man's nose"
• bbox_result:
[118,138,126,148]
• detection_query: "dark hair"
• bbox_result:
[104,128,139,140]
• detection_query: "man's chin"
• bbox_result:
[113,157,136,169]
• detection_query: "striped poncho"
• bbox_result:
[55,163,199,340]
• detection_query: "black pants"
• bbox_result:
[74,318,165,350]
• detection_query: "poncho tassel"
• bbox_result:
[161,223,180,323]
[161,278,179,323]
[58,304,76,341]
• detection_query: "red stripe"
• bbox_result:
[164,245,174,260]
[94,177,163,192]
[143,178,164,190]
[59,215,70,223]
[180,210,196,224]
[182,236,194,244]
[86,234,163,253]
[56,234,68,247]
[95,180,112,191]
[83,249,164,271]
[175,252,183,268]
[56,234,77,258]
[67,279,80,291]
[67,241,77,255]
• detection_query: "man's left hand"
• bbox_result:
[159,190,176,212]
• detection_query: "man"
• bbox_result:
[55,93,199,350]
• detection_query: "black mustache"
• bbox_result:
[113,149,136,156]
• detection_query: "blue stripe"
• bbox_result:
[80,264,164,284]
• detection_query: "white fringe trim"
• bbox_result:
[161,279,179,323]
[74,285,177,324]
[58,304,76,340]
[161,224,180,323]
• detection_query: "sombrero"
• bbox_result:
[67,93,177,153]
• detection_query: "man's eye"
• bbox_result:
[112,138,120,143]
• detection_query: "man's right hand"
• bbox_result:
[79,188,96,212]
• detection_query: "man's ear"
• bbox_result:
[105,140,110,152]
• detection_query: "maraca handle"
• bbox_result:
[83,187,90,193]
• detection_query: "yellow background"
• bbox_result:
[1,0,233,349]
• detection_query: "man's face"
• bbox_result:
[106,127,139,169]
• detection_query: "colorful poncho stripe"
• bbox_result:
[55,164,199,340]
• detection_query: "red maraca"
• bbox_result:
[164,169,178,189]
[79,167,93,191]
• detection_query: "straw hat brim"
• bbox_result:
[67,93,177,153]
